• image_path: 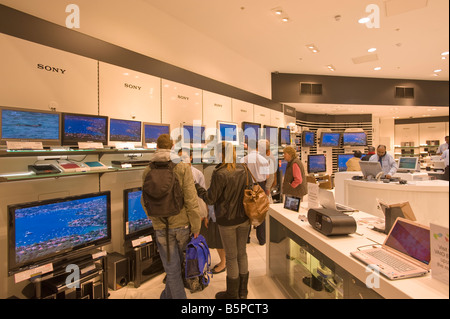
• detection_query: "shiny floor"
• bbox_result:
[108,229,286,299]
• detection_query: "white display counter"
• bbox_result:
[344,179,449,227]
[267,203,449,299]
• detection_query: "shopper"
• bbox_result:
[346,150,363,171]
[258,139,278,198]
[437,136,449,155]
[282,146,308,200]
[368,145,397,178]
[241,139,269,245]
[195,141,251,299]
[361,146,375,161]
[440,148,449,181]
[141,134,201,299]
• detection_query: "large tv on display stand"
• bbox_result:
[143,122,170,149]
[242,121,261,145]
[7,191,112,276]
[0,106,61,147]
[320,132,340,147]
[342,132,367,146]
[302,131,315,147]
[124,187,153,242]
[217,121,239,146]
[279,128,291,146]
[181,124,205,148]
[61,113,108,146]
[263,125,278,145]
[307,154,327,174]
[109,118,142,147]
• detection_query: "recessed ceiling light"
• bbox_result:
[327,65,336,71]
[432,73,439,76]
[368,48,377,52]
[358,17,370,24]
[282,17,289,22]
[441,51,449,56]
[306,44,319,53]
[434,69,442,72]
[275,10,282,15]
[374,67,381,71]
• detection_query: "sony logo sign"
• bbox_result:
[214,103,223,108]
[178,95,189,100]
[124,83,141,90]
[37,64,66,74]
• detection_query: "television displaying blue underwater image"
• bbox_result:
[337,154,354,172]
[242,122,261,144]
[302,131,315,147]
[264,125,278,145]
[144,123,170,144]
[308,154,326,174]
[342,132,367,146]
[218,121,239,144]
[182,125,205,145]
[8,192,111,275]
[109,118,142,142]
[62,113,108,145]
[0,107,61,146]
[279,128,290,145]
[320,132,340,147]
[124,188,153,241]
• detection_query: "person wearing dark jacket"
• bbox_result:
[196,141,251,299]
[282,146,308,200]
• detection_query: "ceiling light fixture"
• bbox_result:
[374,67,381,71]
[306,44,319,53]
[327,65,336,71]
[368,48,377,52]
[282,17,289,22]
[441,51,449,56]
[358,17,370,24]
[434,69,442,72]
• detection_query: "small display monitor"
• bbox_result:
[217,121,239,146]
[109,118,142,145]
[337,154,354,172]
[342,132,367,146]
[284,196,301,212]
[0,106,61,146]
[307,154,326,174]
[263,125,278,145]
[62,113,108,146]
[279,128,291,146]
[302,131,315,147]
[397,157,419,172]
[320,132,340,147]
[7,191,111,275]
[182,124,205,147]
[242,122,261,145]
[143,122,170,149]
[359,161,383,179]
[124,188,153,241]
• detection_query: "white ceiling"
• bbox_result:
[145,0,449,118]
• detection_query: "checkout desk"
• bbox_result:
[267,203,449,299]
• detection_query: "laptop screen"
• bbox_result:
[385,219,431,265]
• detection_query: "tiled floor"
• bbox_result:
[108,229,286,299]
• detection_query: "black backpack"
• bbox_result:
[142,161,184,218]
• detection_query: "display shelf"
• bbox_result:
[0,148,156,158]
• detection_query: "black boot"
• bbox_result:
[215,277,240,299]
[239,272,249,299]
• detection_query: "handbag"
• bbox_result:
[242,164,270,226]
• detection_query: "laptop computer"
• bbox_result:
[351,217,430,280]
[318,189,357,213]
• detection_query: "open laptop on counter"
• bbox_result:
[318,189,358,213]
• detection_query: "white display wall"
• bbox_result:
[202,90,232,130]
[231,99,254,124]
[0,33,98,114]
[254,105,271,127]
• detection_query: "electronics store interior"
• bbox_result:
[0,2,448,300]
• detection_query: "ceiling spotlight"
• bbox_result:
[368,48,377,53]
[358,17,370,24]
[434,69,442,72]
[275,10,282,15]
[374,67,381,71]
[441,51,449,56]
[306,44,319,53]
[327,65,336,71]
[282,17,289,22]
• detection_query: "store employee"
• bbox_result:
[369,145,397,178]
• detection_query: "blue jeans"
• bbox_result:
[154,226,190,299]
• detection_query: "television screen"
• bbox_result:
[279,128,291,145]
[308,154,326,174]
[8,191,111,275]
[342,132,367,146]
[217,121,239,145]
[264,125,278,145]
[124,188,152,241]
[302,131,315,147]
[337,154,354,172]
[109,118,142,142]
[398,157,419,172]
[143,122,170,145]
[182,124,205,145]
[242,122,261,145]
[320,132,340,147]
[0,106,61,146]
[62,113,108,145]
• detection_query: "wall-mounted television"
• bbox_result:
[7,191,111,276]
[217,121,239,146]
[182,124,205,147]
[62,113,108,146]
[279,128,291,146]
[0,106,61,146]
[342,132,367,146]
[337,154,354,172]
[124,188,153,242]
[263,125,278,145]
[242,121,261,145]
[307,154,327,174]
[302,131,315,147]
[320,132,340,147]
[109,118,142,146]
[143,122,170,149]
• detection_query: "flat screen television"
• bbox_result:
[143,122,170,149]
[124,188,153,241]
[307,154,326,174]
[397,157,420,172]
[342,132,367,146]
[182,124,205,147]
[242,121,261,145]
[0,106,61,146]
[302,131,315,147]
[279,128,291,146]
[263,125,278,145]
[62,113,108,146]
[337,154,354,172]
[109,118,142,146]
[7,191,111,276]
[320,132,340,147]
[217,121,239,146]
